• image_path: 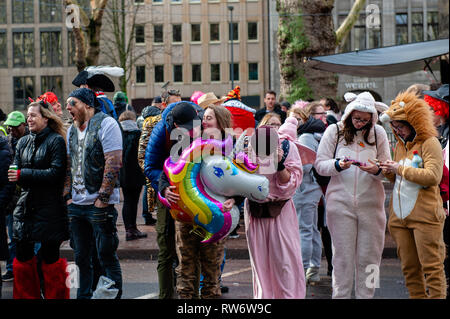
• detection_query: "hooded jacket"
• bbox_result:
[315,92,391,211]
[380,91,445,222]
[144,101,204,192]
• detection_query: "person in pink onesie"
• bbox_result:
[244,119,306,299]
[314,91,391,298]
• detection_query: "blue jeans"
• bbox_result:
[68,204,122,299]
[297,202,322,269]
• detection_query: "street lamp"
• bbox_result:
[228,6,234,90]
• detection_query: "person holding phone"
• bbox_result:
[314,91,391,298]
[379,90,447,299]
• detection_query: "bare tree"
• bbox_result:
[101,0,167,93]
[277,0,365,102]
[65,0,110,71]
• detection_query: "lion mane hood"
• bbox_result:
[380,91,437,145]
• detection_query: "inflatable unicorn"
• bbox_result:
[158,135,269,243]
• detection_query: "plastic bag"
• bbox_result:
[91,276,119,299]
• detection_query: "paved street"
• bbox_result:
[1,256,408,299]
[1,186,411,300]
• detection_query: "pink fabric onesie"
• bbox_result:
[244,136,306,299]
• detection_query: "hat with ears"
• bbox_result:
[341,91,388,125]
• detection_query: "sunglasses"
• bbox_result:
[66,99,77,107]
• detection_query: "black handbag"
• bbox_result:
[248,199,289,218]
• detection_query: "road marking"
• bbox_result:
[221,266,252,278]
[133,267,252,299]
[135,292,159,299]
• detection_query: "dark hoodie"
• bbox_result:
[141,105,161,119]
[298,116,326,136]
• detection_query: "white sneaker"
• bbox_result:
[306,267,320,285]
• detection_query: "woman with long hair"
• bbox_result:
[314,92,391,298]
[8,101,69,299]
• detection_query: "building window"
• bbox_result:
[191,24,201,42]
[13,76,35,110]
[247,22,257,40]
[135,25,145,44]
[229,22,238,41]
[13,31,34,67]
[12,0,34,23]
[210,64,220,82]
[153,0,162,3]
[192,64,201,82]
[353,15,366,50]
[154,65,164,83]
[395,13,408,45]
[173,64,183,82]
[134,0,144,3]
[0,31,6,67]
[0,0,6,24]
[427,12,438,41]
[411,13,423,43]
[136,65,146,83]
[172,24,182,42]
[41,76,63,100]
[248,63,258,81]
[40,31,62,67]
[229,63,239,81]
[154,24,163,43]
[210,23,220,41]
[40,1,62,23]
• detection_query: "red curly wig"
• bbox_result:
[424,94,449,119]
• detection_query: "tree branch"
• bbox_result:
[335,0,366,46]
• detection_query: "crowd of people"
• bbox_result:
[0,67,449,300]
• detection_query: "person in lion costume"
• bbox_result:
[379,90,446,299]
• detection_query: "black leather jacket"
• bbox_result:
[13,127,69,242]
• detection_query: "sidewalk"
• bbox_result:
[60,183,398,261]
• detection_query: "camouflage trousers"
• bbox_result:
[175,221,224,299]
[146,180,156,212]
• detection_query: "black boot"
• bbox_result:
[126,226,148,241]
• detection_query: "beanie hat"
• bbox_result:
[113,91,128,104]
[68,88,98,108]
[224,86,241,101]
[190,91,205,105]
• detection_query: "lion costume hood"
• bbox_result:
[380,91,437,145]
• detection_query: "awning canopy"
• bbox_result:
[310,39,449,77]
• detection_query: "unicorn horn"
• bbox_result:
[232,129,248,158]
